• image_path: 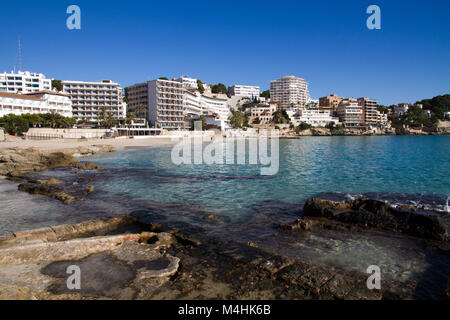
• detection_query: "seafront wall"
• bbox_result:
[26,128,109,139]
[161,130,216,139]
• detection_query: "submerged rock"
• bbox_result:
[38,177,63,185]
[303,198,448,241]
[73,162,104,170]
[18,182,63,196]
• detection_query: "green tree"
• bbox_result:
[377,105,389,114]
[158,77,169,80]
[197,80,205,94]
[260,90,270,99]
[134,104,147,118]
[272,109,290,124]
[51,80,63,92]
[211,83,227,94]
[3,115,29,135]
[405,105,433,128]
[98,106,116,128]
[21,113,43,127]
[416,94,450,120]
[295,122,312,133]
[125,112,136,125]
[228,110,249,129]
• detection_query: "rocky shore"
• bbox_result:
[0,212,418,300]
[0,145,116,177]
[0,193,448,300]
[287,125,450,137]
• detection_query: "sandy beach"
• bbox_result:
[0,136,180,153]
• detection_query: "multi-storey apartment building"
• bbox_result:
[183,89,231,129]
[184,89,203,118]
[270,76,309,108]
[319,94,344,110]
[62,80,126,123]
[0,71,52,94]
[357,97,378,125]
[228,85,260,98]
[200,94,230,127]
[337,100,363,127]
[148,79,185,129]
[174,76,199,89]
[0,91,72,118]
[125,82,149,117]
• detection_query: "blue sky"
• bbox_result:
[1,0,449,105]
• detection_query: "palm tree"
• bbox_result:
[103,112,117,128]
[43,112,58,128]
[125,112,136,125]
[98,106,108,125]
[134,104,147,119]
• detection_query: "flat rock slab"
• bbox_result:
[0,217,180,300]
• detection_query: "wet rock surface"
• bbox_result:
[303,198,448,241]
[0,213,429,300]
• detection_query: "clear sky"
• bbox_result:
[1,0,449,105]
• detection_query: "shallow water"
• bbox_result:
[1,136,449,298]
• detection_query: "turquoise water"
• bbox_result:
[86,136,450,218]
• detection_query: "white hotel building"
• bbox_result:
[148,79,185,129]
[228,85,260,98]
[0,71,52,94]
[126,79,231,130]
[288,109,340,127]
[0,91,72,118]
[184,89,230,130]
[270,75,309,108]
[62,80,126,123]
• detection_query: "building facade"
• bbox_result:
[337,101,363,127]
[395,103,410,116]
[125,81,149,117]
[376,111,388,125]
[250,103,277,122]
[62,80,126,123]
[0,91,72,118]
[357,97,378,125]
[174,76,199,89]
[289,109,340,127]
[148,79,185,129]
[319,94,344,110]
[0,71,52,94]
[270,76,309,107]
[182,89,231,129]
[228,85,260,98]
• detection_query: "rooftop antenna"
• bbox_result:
[18,34,22,71]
